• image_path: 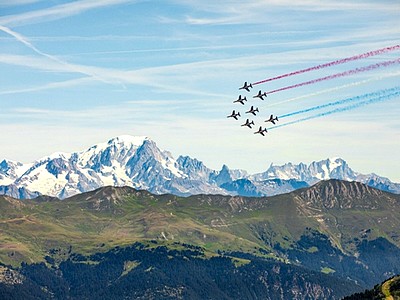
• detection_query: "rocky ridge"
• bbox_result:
[1,135,399,199]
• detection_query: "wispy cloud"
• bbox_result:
[1,37,398,97]
[0,25,121,84]
[0,53,231,98]
[0,0,137,27]
[0,76,93,95]
[170,0,399,26]
[0,0,43,7]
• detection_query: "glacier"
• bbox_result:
[1,136,399,199]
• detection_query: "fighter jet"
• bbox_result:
[253,90,268,100]
[265,114,279,125]
[233,95,247,105]
[239,81,253,92]
[245,106,259,116]
[241,119,255,128]
[227,110,241,120]
[254,126,268,136]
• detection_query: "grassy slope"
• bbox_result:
[0,183,399,266]
[343,275,400,299]
[382,276,400,299]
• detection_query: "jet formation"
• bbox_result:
[226,81,279,136]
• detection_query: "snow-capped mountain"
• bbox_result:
[0,159,31,186]
[251,158,357,184]
[2,136,227,199]
[1,136,399,199]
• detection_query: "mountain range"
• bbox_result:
[1,135,399,199]
[1,179,400,298]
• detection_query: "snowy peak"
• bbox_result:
[261,162,308,181]
[176,155,213,181]
[0,159,31,185]
[1,135,399,200]
[77,135,149,170]
[253,158,357,184]
[308,157,356,181]
[1,135,199,199]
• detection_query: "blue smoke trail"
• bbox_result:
[268,88,400,130]
[279,86,400,119]
[266,72,400,108]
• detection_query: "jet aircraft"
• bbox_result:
[239,81,253,92]
[233,95,247,105]
[227,110,241,120]
[241,119,255,128]
[265,114,279,125]
[253,90,268,100]
[245,106,259,116]
[254,126,268,136]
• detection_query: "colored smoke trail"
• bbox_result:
[266,72,400,108]
[279,86,400,119]
[267,88,400,131]
[252,44,400,85]
[265,58,400,95]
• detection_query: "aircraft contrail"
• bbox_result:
[266,72,400,108]
[0,25,114,84]
[265,58,400,95]
[267,88,400,130]
[252,44,400,86]
[279,86,400,119]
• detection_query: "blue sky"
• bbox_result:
[1,0,399,181]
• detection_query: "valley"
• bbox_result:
[0,179,399,298]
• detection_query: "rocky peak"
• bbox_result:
[67,186,141,211]
[297,179,388,209]
[78,135,149,171]
[210,164,233,186]
[0,159,27,183]
[176,156,212,181]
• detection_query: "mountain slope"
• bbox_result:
[0,180,399,288]
[343,275,400,299]
[0,243,361,300]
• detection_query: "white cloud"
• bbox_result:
[170,0,399,26]
[1,36,398,98]
[0,0,43,7]
[0,0,137,27]
[0,25,128,86]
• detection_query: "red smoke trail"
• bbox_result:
[252,45,400,86]
[265,58,400,95]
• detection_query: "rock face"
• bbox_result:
[297,179,388,209]
[1,136,399,199]
[0,265,24,285]
[0,184,40,199]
